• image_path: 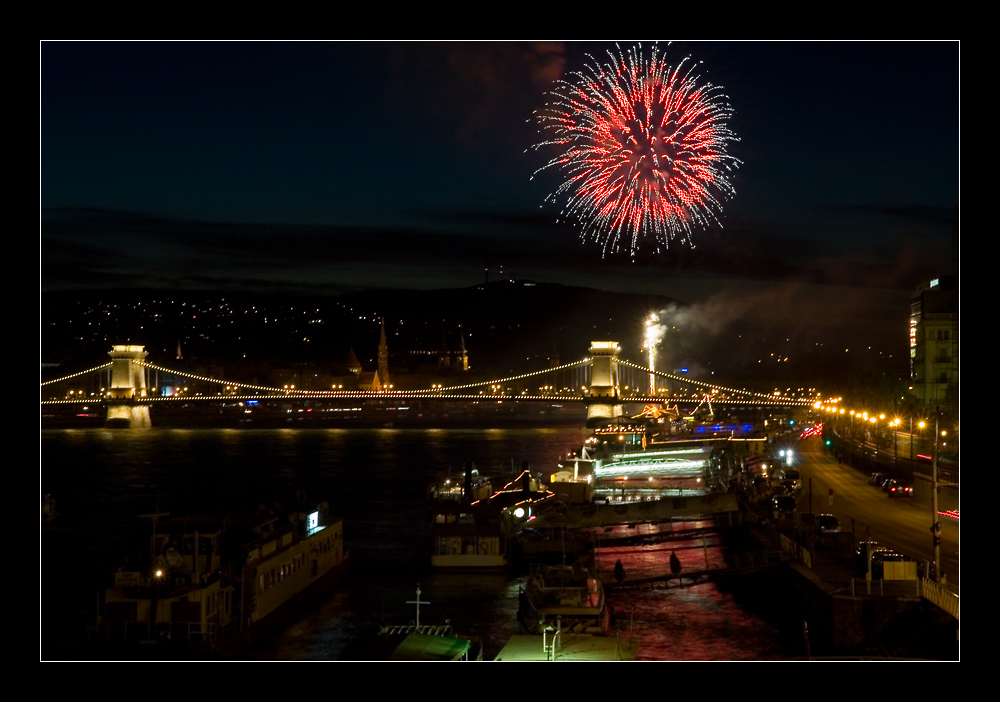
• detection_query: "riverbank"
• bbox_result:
[719,523,958,660]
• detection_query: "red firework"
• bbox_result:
[532,43,740,257]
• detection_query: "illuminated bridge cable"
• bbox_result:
[41,355,811,408]
[135,359,595,399]
[615,359,805,404]
[137,361,288,394]
[404,358,594,395]
[40,363,113,386]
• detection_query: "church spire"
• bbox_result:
[458,326,468,372]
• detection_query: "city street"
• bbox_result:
[775,435,959,589]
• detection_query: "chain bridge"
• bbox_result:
[41,342,813,427]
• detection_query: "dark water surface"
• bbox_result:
[41,427,791,660]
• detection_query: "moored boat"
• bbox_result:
[239,501,349,636]
[96,500,348,653]
[429,466,553,571]
[520,562,607,635]
[429,465,507,570]
[343,585,483,661]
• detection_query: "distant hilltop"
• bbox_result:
[40,280,896,389]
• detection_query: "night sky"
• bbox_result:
[40,41,959,352]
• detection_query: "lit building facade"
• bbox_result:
[909,276,958,408]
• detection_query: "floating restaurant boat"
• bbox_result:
[240,502,348,634]
[96,500,348,652]
[429,466,553,570]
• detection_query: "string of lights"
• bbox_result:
[615,358,812,404]
[402,358,593,395]
[41,356,812,407]
[137,361,287,394]
[40,362,112,386]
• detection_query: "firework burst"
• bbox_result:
[530,43,741,257]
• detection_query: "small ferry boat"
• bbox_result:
[97,500,348,652]
[378,585,482,661]
[374,622,483,661]
[520,563,606,634]
[343,585,483,661]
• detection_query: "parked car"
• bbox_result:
[781,469,802,492]
[883,479,913,498]
[771,494,797,518]
[872,550,915,578]
[855,541,915,578]
[750,476,770,497]
[868,472,887,487]
[815,514,840,534]
[855,541,888,576]
[772,480,796,497]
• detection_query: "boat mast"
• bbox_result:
[407,584,430,627]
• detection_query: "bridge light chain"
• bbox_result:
[41,347,813,408]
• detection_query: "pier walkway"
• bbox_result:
[603,548,789,591]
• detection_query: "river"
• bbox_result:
[40,426,795,660]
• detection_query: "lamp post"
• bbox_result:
[868,414,877,470]
[849,411,856,467]
[913,419,926,472]
[909,417,914,471]
[892,417,902,470]
[931,409,941,583]
[876,414,886,472]
[838,408,845,460]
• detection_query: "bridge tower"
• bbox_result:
[105,345,151,428]
[586,341,624,427]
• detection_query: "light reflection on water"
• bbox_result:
[616,583,785,661]
[42,427,793,661]
[594,522,788,661]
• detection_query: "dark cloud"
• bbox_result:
[42,195,954,299]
